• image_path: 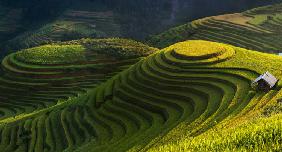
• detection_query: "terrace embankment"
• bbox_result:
[0,40,280,152]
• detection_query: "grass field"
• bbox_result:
[147,3,282,54]
[0,40,281,152]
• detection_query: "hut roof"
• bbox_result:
[253,71,278,88]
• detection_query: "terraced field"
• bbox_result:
[147,3,282,53]
[4,2,282,55]
[2,10,122,52]
[0,40,281,152]
[0,38,157,120]
[62,10,121,37]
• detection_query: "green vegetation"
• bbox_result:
[3,20,111,52]
[166,40,235,61]
[147,3,282,54]
[0,38,157,120]
[15,44,86,64]
[248,15,268,25]
[1,2,282,152]
[64,38,157,59]
[1,0,278,56]
[0,40,281,152]
[148,113,282,152]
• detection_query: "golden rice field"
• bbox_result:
[0,40,281,152]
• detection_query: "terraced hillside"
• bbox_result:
[148,3,282,53]
[0,38,157,120]
[2,10,122,52]
[0,40,281,152]
[1,1,281,56]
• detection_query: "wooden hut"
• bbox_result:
[251,71,278,92]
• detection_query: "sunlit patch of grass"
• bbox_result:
[148,114,282,152]
[163,40,235,63]
[248,15,268,25]
[62,38,158,59]
[15,44,86,64]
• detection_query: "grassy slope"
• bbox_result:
[148,113,282,151]
[147,3,282,53]
[141,40,282,151]
[0,38,157,120]
[68,40,282,151]
[0,40,281,152]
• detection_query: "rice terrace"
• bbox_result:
[0,1,281,152]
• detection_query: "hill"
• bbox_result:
[0,40,281,152]
[1,11,122,53]
[0,0,280,58]
[147,3,282,53]
[0,38,157,120]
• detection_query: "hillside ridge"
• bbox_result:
[0,40,281,151]
[147,3,282,54]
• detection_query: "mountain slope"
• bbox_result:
[2,10,122,52]
[0,38,157,120]
[0,0,281,58]
[147,3,282,53]
[0,40,281,152]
